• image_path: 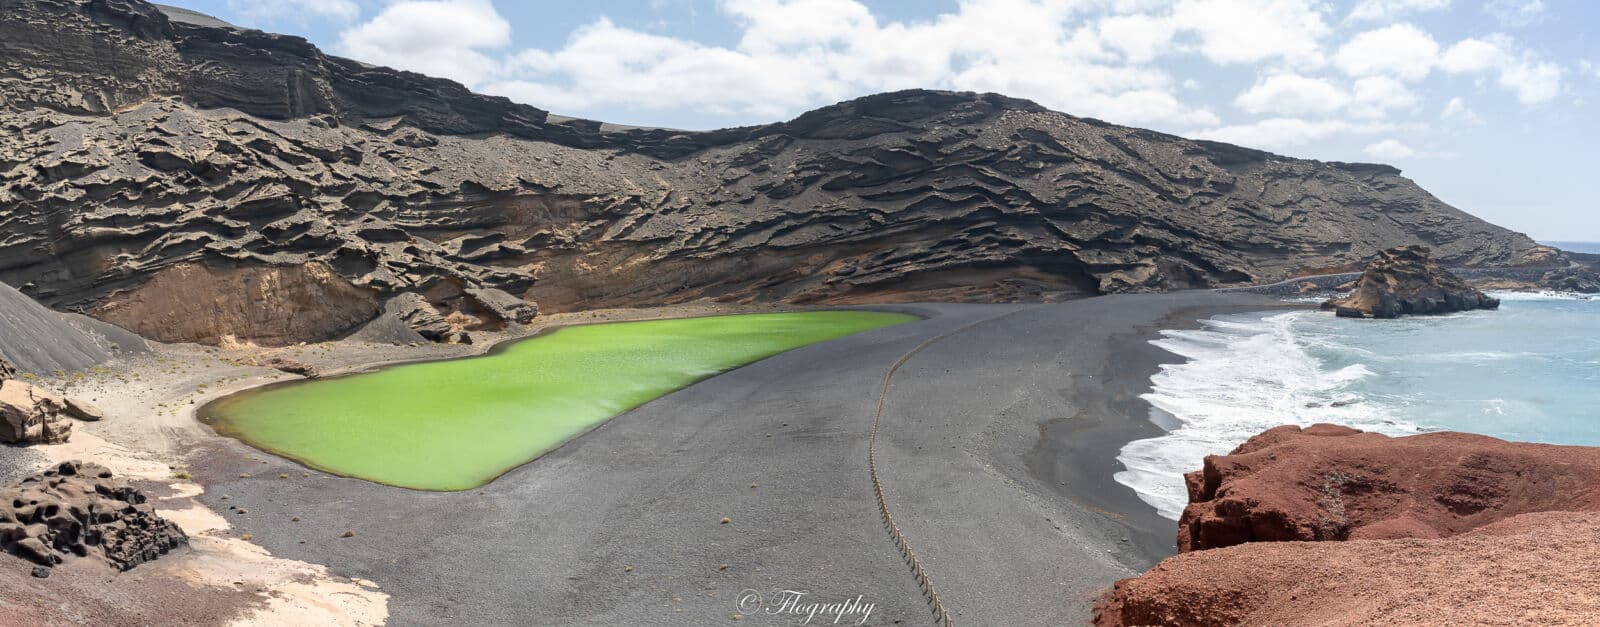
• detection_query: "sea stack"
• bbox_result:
[1322,245,1500,318]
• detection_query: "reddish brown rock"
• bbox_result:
[1322,246,1500,318]
[1178,424,1600,552]
[1097,425,1600,626]
[1095,511,1600,626]
[0,379,72,444]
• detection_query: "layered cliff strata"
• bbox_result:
[1322,245,1500,318]
[1,0,1553,344]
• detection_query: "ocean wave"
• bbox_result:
[1113,311,1417,520]
[1487,290,1599,302]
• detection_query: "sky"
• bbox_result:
[164,0,1600,241]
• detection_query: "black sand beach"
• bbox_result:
[186,292,1283,625]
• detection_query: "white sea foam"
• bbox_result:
[1487,290,1598,302]
[1113,312,1418,520]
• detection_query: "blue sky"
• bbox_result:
[167,1,1599,240]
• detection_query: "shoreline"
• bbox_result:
[1027,298,1309,563]
[197,307,922,493]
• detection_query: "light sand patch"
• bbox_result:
[32,431,389,626]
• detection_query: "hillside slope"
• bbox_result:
[0,0,1551,344]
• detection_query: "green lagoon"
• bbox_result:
[202,311,915,490]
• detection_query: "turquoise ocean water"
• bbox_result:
[1115,290,1600,519]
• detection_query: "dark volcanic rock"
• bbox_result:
[0,461,187,571]
[1541,265,1600,293]
[0,0,1551,344]
[1322,246,1500,318]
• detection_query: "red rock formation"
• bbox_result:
[1095,511,1600,626]
[1096,425,1600,626]
[1177,424,1600,551]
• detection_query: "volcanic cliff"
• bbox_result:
[0,0,1553,345]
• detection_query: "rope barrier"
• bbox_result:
[867,311,1020,626]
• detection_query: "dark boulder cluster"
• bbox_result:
[1322,246,1500,318]
[1541,265,1600,293]
[1,461,187,575]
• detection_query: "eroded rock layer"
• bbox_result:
[1322,245,1501,318]
[1,0,1552,344]
[0,461,187,572]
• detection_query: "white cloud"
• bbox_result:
[1498,59,1563,104]
[1438,36,1510,72]
[1363,138,1415,159]
[1441,96,1484,124]
[327,0,1565,139]
[1334,24,1439,81]
[337,0,511,86]
[1438,35,1562,104]
[1349,76,1419,117]
[1234,74,1349,116]
[228,0,360,24]
[1194,118,1393,150]
[1485,0,1548,26]
[1169,0,1331,66]
[469,0,1226,129]
[1347,0,1451,22]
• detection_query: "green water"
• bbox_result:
[202,311,915,491]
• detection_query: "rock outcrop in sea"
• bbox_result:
[0,0,1556,345]
[1322,246,1501,318]
[1095,425,1600,626]
[0,461,187,575]
[1541,265,1600,293]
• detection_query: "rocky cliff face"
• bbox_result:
[1096,425,1600,626]
[1,0,1553,344]
[1322,245,1501,318]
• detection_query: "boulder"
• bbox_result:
[61,398,104,422]
[1541,265,1600,293]
[1321,246,1499,318]
[0,358,14,381]
[1178,424,1600,552]
[1097,425,1600,626]
[263,357,318,378]
[0,461,187,571]
[0,380,72,444]
[462,287,538,326]
[389,293,454,342]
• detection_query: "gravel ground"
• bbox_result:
[185,292,1286,625]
